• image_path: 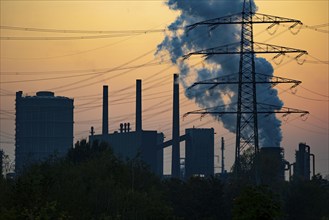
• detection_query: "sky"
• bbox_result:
[0,0,328,177]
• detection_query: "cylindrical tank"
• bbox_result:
[15,91,74,174]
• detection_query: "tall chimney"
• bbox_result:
[136,79,142,132]
[172,74,180,178]
[102,85,109,135]
[221,137,225,174]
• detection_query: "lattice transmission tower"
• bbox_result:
[183,0,309,182]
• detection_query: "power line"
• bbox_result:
[0,61,171,75]
[309,114,329,126]
[0,32,165,41]
[48,49,156,92]
[0,61,171,84]
[284,121,329,136]
[0,25,168,34]
[0,24,173,41]
[306,54,329,64]
[278,23,329,34]
[0,22,175,60]
[74,80,174,114]
[276,81,328,101]
[278,87,329,102]
[300,86,329,98]
[307,23,329,28]
[1,35,146,60]
[305,120,329,131]
[301,23,329,34]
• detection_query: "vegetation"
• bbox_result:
[0,141,328,219]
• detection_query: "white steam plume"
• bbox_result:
[157,0,283,147]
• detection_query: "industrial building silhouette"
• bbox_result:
[15,91,73,174]
[293,143,315,180]
[89,75,215,178]
[13,75,315,181]
[259,147,285,184]
[185,128,214,178]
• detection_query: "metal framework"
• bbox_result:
[186,13,302,32]
[183,0,309,182]
[188,73,301,89]
[183,42,307,59]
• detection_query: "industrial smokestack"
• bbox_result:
[221,137,225,174]
[102,85,109,135]
[136,79,142,132]
[172,74,180,178]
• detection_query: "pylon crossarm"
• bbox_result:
[188,73,238,89]
[183,102,308,118]
[182,42,307,59]
[183,103,237,118]
[188,72,301,89]
[253,43,307,55]
[253,13,302,26]
[257,103,309,115]
[182,43,240,59]
[186,12,243,31]
[186,12,301,32]
[256,73,301,88]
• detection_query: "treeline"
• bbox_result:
[0,141,328,220]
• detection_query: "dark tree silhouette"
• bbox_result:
[0,140,328,220]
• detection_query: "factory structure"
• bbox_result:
[90,82,164,176]
[15,91,74,174]
[88,74,317,181]
[258,143,316,182]
[259,147,285,184]
[185,128,214,178]
[12,75,316,181]
[293,143,315,181]
[90,75,215,178]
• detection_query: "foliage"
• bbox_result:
[284,174,329,220]
[232,186,282,220]
[0,140,172,219]
[0,140,328,219]
[164,176,225,219]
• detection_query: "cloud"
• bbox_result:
[157,0,282,147]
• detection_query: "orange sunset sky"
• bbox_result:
[0,0,328,176]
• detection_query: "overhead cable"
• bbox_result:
[0,25,168,34]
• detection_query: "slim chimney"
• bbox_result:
[102,85,109,135]
[221,137,225,174]
[172,74,180,178]
[136,79,142,132]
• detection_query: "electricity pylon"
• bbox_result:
[183,0,309,183]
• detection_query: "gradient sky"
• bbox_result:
[1,0,328,176]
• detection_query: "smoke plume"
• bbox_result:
[157,0,283,147]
